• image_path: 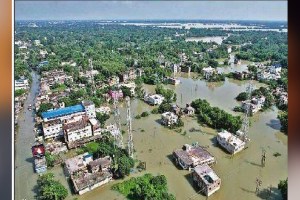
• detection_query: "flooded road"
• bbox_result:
[63,76,287,200]
[15,71,40,200]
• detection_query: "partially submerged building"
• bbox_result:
[65,153,113,195]
[192,164,221,197]
[161,112,178,126]
[144,94,165,106]
[173,144,215,170]
[216,130,246,154]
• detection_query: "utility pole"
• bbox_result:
[126,96,134,158]
[261,149,266,167]
[89,58,96,95]
[113,96,123,148]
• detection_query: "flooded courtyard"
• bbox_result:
[60,75,287,200]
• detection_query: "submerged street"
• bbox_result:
[15,71,40,200]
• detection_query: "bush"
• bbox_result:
[151,108,159,114]
[135,115,141,119]
[141,111,150,117]
[278,179,287,200]
[235,92,248,101]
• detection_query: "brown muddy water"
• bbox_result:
[15,71,287,200]
[56,76,287,200]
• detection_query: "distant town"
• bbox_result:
[14,20,287,200]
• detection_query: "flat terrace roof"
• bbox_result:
[41,104,85,120]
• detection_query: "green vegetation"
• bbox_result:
[252,87,274,110]
[121,86,133,97]
[37,102,54,117]
[191,99,242,133]
[112,173,175,200]
[151,108,159,114]
[158,102,173,114]
[224,31,287,66]
[278,111,287,134]
[15,89,27,97]
[135,115,141,119]
[141,111,150,117]
[96,112,110,127]
[155,84,176,103]
[273,152,281,157]
[233,106,244,113]
[235,92,248,101]
[83,138,134,178]
[207,73,225,82]
[37,173,68,200]
[45,152,60,168]
[50,83,67,92]
[278,179,287,200]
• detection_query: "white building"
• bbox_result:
[216,130,246,154]
[161,112,178,126]
[192,164,221,197]
[15,79,29,90]
[144,94,165,105]
[63,116,93,143]
[95,106,111,115]
[202,66,216,80]
[34,40,41,46]
[42,119,63,139]
[269,65,282,74]
[82,100,96,119]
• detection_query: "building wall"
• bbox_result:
[66,125,93,142]
[43,123,63,139]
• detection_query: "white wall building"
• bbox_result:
[42,119,63,139]
[144,94,165,105]
[202,66,216,80]
[161,112,178,126]
[63,116,93,143]
[15,79,29,90]
[82,100,96,119]
[217,130,245,154]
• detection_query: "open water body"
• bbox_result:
[61,74,286,200]
[15,70,287,200]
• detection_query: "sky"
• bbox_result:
[15,1,287,21]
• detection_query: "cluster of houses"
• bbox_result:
[241,95,266,114]
[161,104,195,127]
[14,77,30,124]
[273,87,288,107]
[64,152,113,195]
[256,63,282,81]
[172,143,221,197]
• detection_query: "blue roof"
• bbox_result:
[41,104,85,120]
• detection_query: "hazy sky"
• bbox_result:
[15,1,287,21]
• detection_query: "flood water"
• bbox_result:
[59,74,287,200]
[185,36,225,45]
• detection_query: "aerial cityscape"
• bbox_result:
[14,1,287,200]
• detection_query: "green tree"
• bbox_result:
[278,179,287,200]
[37,173,68,200]
[96,112,110,127]
[37,103,54,117]
[117,155,134,178]
[235,92,248,101]
[278,111,288,134]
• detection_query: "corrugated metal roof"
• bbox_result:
[41,104,85,119]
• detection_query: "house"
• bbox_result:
[34,40,41,46]
[242,96,265,114]
[108,90,124,100]
[192,164,221,197]
[227,46,232,53]
[15,78,29,90]
[64,152,93,176]
[88,156,112,173]
[89,118,102,136]
[233,71,249,80]
[170,64,181,74]
[184,104,195,116]
[119,82,136,96]
[161,112,178,126]
[42,119,63,139]
[65,153,113,195]
[144,94,165,106]
[95,106,111,115]
[202,66,216,80]
[72,171,112,195]
[216,130,246,154]
[169,77,181,85]
[39,50,48,58]
[269,63,282,74]
[119,68,137,83]
[63,115,93,143]
[82,100,96,119]
[173,144,216,170]
[107,76,120,86]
